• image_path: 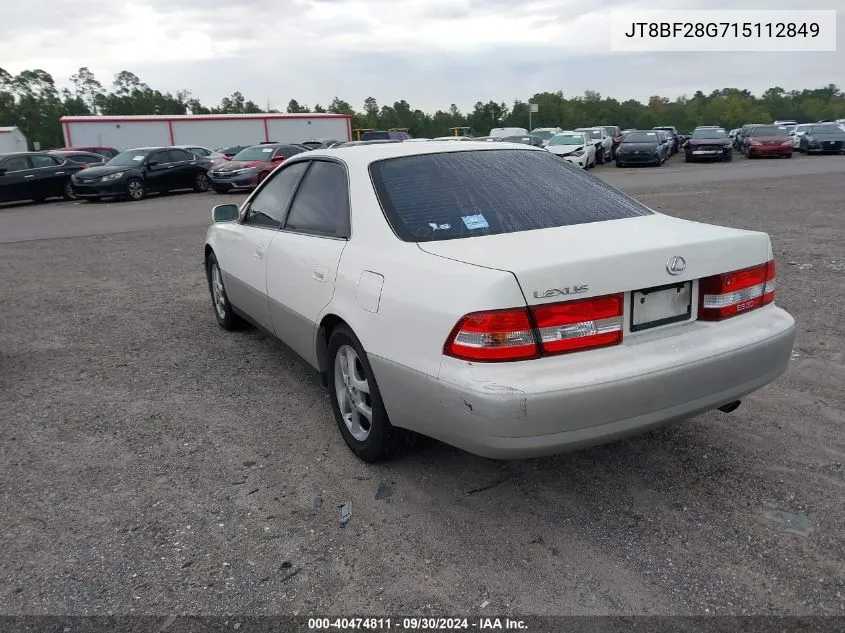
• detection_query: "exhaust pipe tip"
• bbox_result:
[718,400,742,413]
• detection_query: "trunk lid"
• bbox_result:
[417,214,770,304]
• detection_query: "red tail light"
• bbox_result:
[699,260,776,321]
[444,294,624,362]
[532,294,624,354]
[444,308,538,362]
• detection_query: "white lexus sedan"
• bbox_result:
[204,142,796,462]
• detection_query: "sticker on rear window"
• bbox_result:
[462,214,489,230]
[262,148,273,152]
[132,155,144,161]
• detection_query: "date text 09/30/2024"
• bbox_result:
[308,618,528,630]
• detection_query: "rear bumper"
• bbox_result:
[372,306,796,459]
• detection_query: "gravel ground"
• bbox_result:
[1,153,843,616]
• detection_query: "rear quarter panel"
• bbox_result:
[318,159,526,380]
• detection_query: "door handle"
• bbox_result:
[254,242,266,259]
[55,171,65,176]
[312,265,328,283]
[24,174,35,178]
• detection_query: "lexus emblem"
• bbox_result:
[666,256,687,276]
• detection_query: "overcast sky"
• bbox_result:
[1,0,842,114]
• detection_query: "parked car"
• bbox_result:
[470,136,500,142]
[204,142,795,462]
[431,136,474,141]
[331,140,406,148]
[683,128,733,162]
[652,126,680,153]
[734,124,765,152]
[301,139,342,150]
[70,146,212,201]
[791,123,812,148]
[500,135,545,147]
[174,145,225,162]
[361,130,411,141]
[529,127,563,146]
[598,126,624,158]
[615,130,665,167]
[0,151,87,203]
[797,123,845,154]
[488,127,529,138]
[744,126,793,159]
[574,127,613,163]
[56,146,120,159]
[544,131,596,168]
[215,145,250,160]
[653,130,673,162]
[45,150,107,167]
[208,143,308,193]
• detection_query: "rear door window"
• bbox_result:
[369,148,653,242]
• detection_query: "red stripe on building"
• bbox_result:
[167,120,175,144]
[63,122,73,147]
[263,118,270,142]
[59,114,352,123]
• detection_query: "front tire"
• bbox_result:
[126,178,145,201]
[206,253,247,331]
[327,325,416,462]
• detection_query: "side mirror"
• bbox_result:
[271,155,285,162]
[147,160,158,168]
[212,203,239,223]
[0,167,7,176]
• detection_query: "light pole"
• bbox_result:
[528,102,538,132]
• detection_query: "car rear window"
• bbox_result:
[369,149,653,243]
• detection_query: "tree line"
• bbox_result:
[2,66,844,149]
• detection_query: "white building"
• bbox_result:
[59,113,353,151]
[0,126,28,153]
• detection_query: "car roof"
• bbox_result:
[295,140,544,167]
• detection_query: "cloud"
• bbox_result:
[1,0,842,113]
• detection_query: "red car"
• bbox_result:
[207,143,309,193]
[744,126,793,159]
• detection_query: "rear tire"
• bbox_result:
[212,187,228,194]
[785,153,792,159]
[327,325,416,462]
[206,252,247,331]
[193,172,210,192]
[615,161,624,168]
[62,181,76,200]
[595,148,604,164]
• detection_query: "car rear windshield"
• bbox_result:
[531,130,556,141]
[623,132,659,143]
[232,146,281,161]
[369,149,653,243]
[751,126,790,137]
